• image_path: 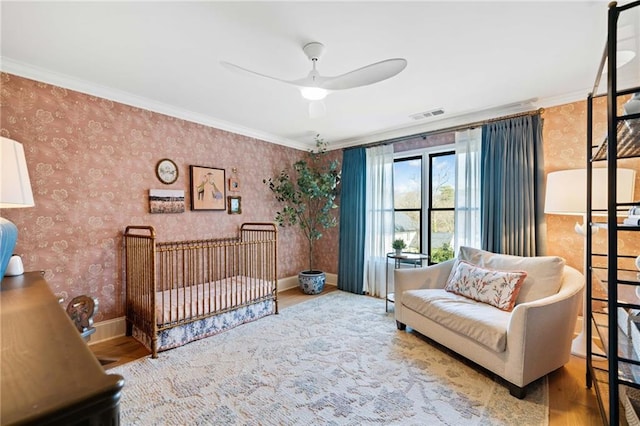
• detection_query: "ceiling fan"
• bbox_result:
[221,42,407,118]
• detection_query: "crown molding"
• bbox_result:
[0,58,309,151]
[333,89,592,150]
[1,58,603,153]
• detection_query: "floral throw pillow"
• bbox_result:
[444,260,528,311]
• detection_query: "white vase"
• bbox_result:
[635,255,640,271]
[5,254,23,276]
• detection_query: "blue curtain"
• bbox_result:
[338,147,366,294]
[481,114,545,256]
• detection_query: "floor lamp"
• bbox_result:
[545,168,636,358]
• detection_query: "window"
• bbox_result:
[393,149,455,263]
[393,156,422,253]
[428,152,455,263]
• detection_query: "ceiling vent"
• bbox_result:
[409,108,445,121]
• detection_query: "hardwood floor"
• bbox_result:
[90,286,602,425]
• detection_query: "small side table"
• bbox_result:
[386,252,429,312]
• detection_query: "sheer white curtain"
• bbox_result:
[363,144,395,298]
[454,128,482,253]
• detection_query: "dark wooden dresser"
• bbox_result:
[1,272,124,425]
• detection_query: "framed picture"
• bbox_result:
[189,165,226,211]
[155,158,178,185]
[227,196,241,214]
[149,189,185,214]
[228,177,240,192]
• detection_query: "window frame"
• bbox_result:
[393,155,423,253]
[393,145,455,263]
[427,150,456,263]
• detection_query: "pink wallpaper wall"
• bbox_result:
[543,97,640,273]
[2,71,637,323]
[0,72,343,322]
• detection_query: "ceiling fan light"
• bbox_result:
[300,87,328,101]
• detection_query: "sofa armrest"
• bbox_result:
[394,259,455,294]
[394,259,455,326]
[505,265,584,386]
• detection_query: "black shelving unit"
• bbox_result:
[586,2,640,425]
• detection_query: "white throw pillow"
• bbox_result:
[445,260,527,311]
[458,246,565,304]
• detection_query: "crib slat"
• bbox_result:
[124,223,278,357]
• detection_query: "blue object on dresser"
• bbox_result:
[0,217,18,280]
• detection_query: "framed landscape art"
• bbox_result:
[189,165,226,211]
[149,189,185,214]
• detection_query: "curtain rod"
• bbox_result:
[351,107,545,150]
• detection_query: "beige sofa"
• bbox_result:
[394,246,584,398]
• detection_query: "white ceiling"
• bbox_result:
[1,1,639,151]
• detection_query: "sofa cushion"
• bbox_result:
[444,260,526,311]
[402,288,511,352]
[458,246,565,304]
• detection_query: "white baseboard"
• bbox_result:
[278,276,300,292]
[90,273,339,344]
[278,273,337,292]
[89,316,127,345]
[326,273,337,286]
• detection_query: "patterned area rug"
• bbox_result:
[111,290,548,425]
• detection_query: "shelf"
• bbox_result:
[590,223,640,232]
[592,312,640,380]
[592,268,640,284]
[585,4,639,425]
[590,271,640,305]
[619,224,640,232]
[593,118,640,161]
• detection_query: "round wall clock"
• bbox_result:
[156,158,178,184]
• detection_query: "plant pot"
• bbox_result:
[395,248,402,256]
[299,270,325,295]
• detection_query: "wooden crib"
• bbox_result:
[123,222,278,357]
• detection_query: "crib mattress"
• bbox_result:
[155,275,273,325]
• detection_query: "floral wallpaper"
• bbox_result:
[542,97,640,280]
[0,72,341,322]
[2,71,638,323]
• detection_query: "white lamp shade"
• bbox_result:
[0,137,34,208]
[544,168,636,216]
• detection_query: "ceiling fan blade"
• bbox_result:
[220,61,298,86]
[320,58,407,91]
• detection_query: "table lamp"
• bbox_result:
[0,137,35,280]
[545,167,636,357]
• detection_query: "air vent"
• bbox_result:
[409,108,445,121]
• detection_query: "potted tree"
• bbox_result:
[392,238,406,255]
[264,135,341,295]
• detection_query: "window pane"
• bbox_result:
[431,154,455,209]
[394,158,421,209]
[430,210,454,262]
[394,210,420,253]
